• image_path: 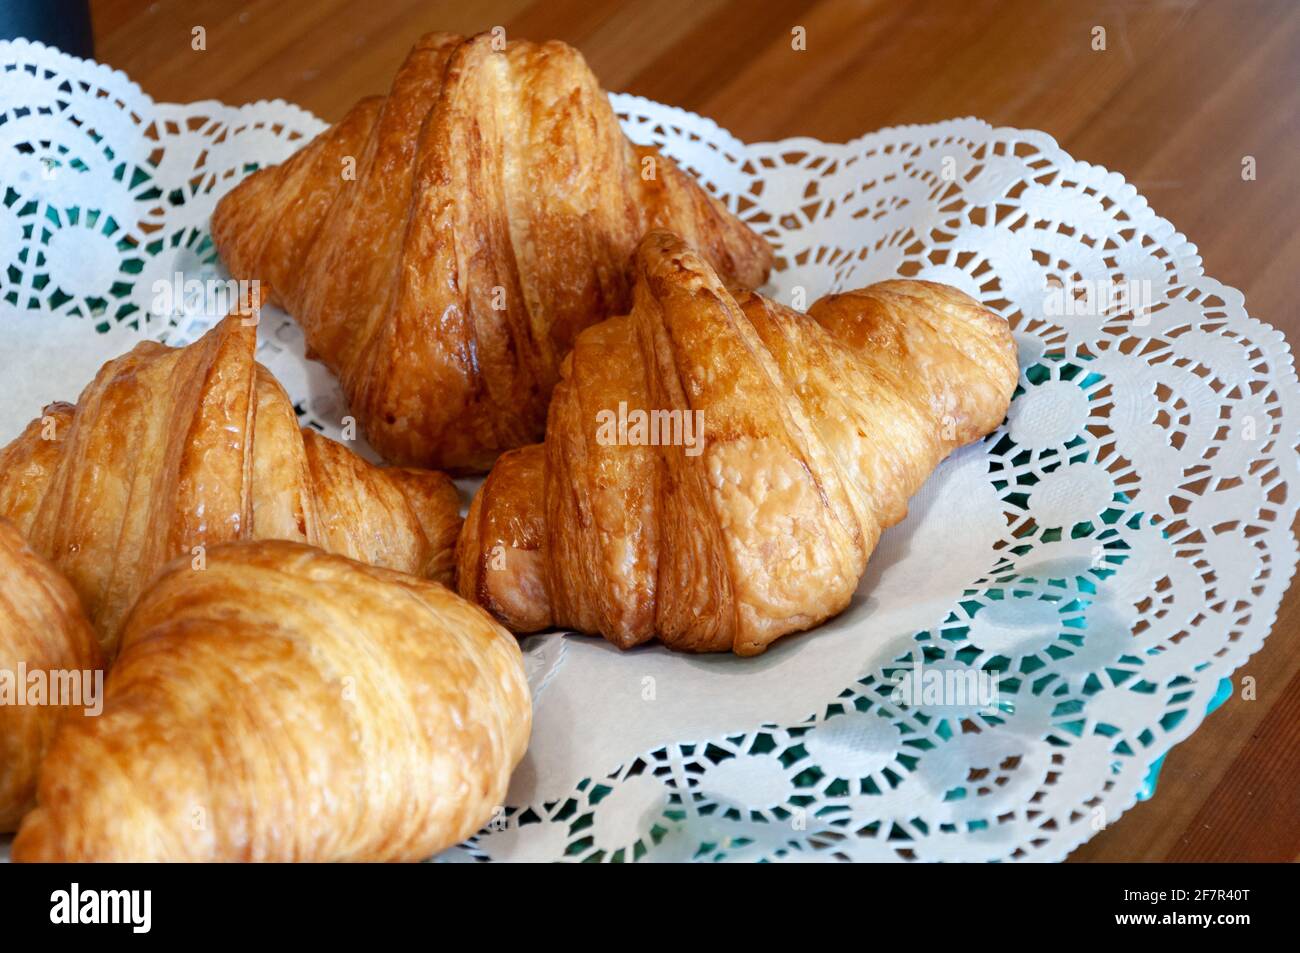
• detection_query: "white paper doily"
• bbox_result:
[1,38,1296,863]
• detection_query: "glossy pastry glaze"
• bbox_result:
[0,313,462,657]
[0,520,103,832]
[212,31,773,472]
[459,230,1020,655]
[12,541,530,862]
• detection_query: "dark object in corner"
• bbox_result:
[0,0,93,58]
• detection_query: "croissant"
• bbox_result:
[0,312,462,657]
[458,230,1020,655]
[11,540,530,862]
[212,31,773,473]
[0,519,103,832]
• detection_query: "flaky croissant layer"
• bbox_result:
[213,31,773,472]
[0,520,103,832]
[459,230,1020,655]
[0,314,462,657]
[12,541,531,863]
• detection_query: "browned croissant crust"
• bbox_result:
[458,230,1019,656]
[0,519,103,832]
[11,540,530,862]
[212,31,773,473]
[0,313,462,657]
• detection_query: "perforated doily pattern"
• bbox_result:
[1,39,1295,862]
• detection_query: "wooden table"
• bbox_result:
[86,0,1299,862]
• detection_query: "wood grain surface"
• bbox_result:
[83,0,1298,862]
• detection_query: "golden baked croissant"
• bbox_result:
[0,519,103,832]
[458,230,1019,655]
[0,313,461,657]
[12,540,530,862]
[212,31,773,473]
